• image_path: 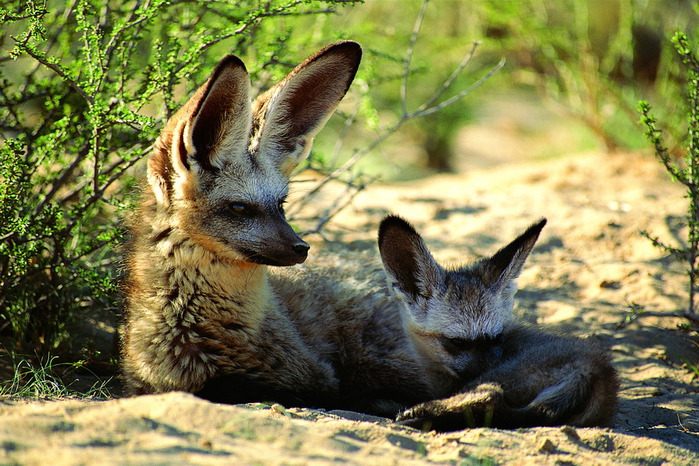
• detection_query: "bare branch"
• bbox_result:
[401,0,430,116]
[303,177,371,236]
[411,57,506,118]
[415,40,482,114]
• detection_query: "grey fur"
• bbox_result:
[378,215,619,431]
[121,42,617,431]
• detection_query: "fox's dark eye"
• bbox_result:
[442,337,474,354]
[442,334,503,355]
[277,199,286,215]
[227,203,253,217]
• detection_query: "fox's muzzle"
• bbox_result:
[238,213,310,267]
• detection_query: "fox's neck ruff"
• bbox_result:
[130,206,272,326]
[122,206,275,394]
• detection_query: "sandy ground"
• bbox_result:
[2,109,699,464]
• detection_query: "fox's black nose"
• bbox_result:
[292,242,310,257]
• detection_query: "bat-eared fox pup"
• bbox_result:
[377,215,619,431]
[121,42,363,404]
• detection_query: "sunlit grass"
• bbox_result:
[0,355,113,401]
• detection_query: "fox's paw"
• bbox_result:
[396,383,505,431]
[396,398,450,430]
[468,382,505,405]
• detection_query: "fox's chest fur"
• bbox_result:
[122,221,337,395]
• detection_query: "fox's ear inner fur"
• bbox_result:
[183,55,251,172]
[148,54,251,205]
[378,215,443,302]
[252,41,362,176]
[482,218,547,287]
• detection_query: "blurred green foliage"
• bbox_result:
[315,0,697,165]
[478,0,697,152]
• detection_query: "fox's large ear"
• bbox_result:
[148,55,251,205]
[250,41,362,176]
[481,218,547,287]
[182,55,251,170]
[378,215,445,306]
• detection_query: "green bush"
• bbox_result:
[0,0,359,356]
[639,31,699,324]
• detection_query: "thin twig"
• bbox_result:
[416,40,482,114]
[305,178,371,236]
[411,57,506,118]
[617,309,699,329]
[401,0,430,116]
[15,45,94,105]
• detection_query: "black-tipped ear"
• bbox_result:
[378,215,443,301]
[483,218,547,286]
[274,41,361,139]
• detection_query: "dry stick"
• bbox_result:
[411,57,506,118]
[416,41,484,114]
[305,178,371,238]
[618,310,699,328]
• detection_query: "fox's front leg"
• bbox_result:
[397,383,506,431]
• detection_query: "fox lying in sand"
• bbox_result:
[121,40,617,429]
[121,41,364,403]
[376,215,619,430]
[274,215,619,429]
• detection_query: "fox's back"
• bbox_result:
[477,325,618,426]
[270,247,433,412]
